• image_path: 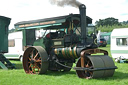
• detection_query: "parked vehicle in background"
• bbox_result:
[98,38,107,47]
[4,31,24,62]
[111,28,128,62]
[4,30,49,62]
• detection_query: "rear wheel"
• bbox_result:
[23,46,49,74]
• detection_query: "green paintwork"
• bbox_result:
[22,30,26,47]
[0,54,15,69]
[0,16,11,53]
[0,61,8,70]
[33,38,46,49]
[15,19,65,30]
[22,29,36,46]
[14,14,92,60]
[33,37,52,53]
[14,14,92,31]
[111,50,128,54]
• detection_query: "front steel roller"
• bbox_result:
[23,46,49,74]
[76,55,116,79]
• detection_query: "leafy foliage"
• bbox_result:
[8,28,16,33]
[95,18,128,32]
[121,20,128,25]
[96,24,128,32]
[95,17,121,27]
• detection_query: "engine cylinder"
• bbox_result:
[54,46,79,59]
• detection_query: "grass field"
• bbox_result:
[0,45,128,85]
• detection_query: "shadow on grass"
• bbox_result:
[0,64,23,70]
[0,60,23,69]
[14,64,23,69]
[94,71,128,81]
[10,60,23,69]
[113,71,128,80]
[45,70,128,81]
[44,70,76,76]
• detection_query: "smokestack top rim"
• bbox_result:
[79,4,86,9]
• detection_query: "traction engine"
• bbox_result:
[15,4,117,79]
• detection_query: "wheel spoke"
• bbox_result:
[33,67,36,73]
[39,57,41,60]
[29,64,32,68]
[35,59,41,63]
[89,71,93,75]
[30,71,33,74]
[34,52,39,59]
[29,60,41,74]
[28,58,31,61]
[37,67,40,72]
[35,63,40,73]
[30,50,34,60]
[85,64,89,68]
[31,65,36,73]
[85,59,93,78]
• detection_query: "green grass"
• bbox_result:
[99,45,112,57]
[0,45,128,85]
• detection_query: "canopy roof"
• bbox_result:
[15,14,92,30]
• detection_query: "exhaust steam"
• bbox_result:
[49,0,81,8]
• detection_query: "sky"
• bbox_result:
[0,0,128,29]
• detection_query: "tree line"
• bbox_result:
[9,17,128,33]
[95,17,128,32]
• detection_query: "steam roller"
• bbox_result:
[75,49,116,79]
[15,4,117,79]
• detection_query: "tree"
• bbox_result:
[8,28,16,33]
[121,20,128,25]
[95,17,121,27]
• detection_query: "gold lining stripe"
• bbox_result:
[54,49,58,54]
[74,47,78,58]
[62,48,66,58]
